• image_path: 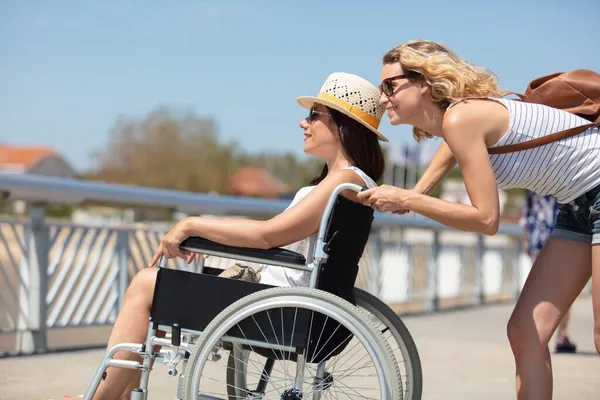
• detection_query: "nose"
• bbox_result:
[299,118,309,129]
[379,92,389,105]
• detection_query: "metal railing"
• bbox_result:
[0,172,526,356]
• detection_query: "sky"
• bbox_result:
[1,0,599,172]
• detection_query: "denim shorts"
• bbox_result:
[552,183,600,245]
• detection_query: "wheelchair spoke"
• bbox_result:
[226,356,288,387]
[248,312,298,390]
[227,344,286,382]
[326,341,378,376]
[327,342,365,374]
[307,323,346,364]
[261,309,294,386]
[284,307,298,387]
[230,323,287,395]
[228,343,269,381]
[321,362,379,391]
[306,314,331,363]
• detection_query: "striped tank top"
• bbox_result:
[451,98,600,204]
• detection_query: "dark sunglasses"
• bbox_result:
[307,107,331,122]
[379,71,419,96]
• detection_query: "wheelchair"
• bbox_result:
[83,183,423,400]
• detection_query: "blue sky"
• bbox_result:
[1,0,599,172]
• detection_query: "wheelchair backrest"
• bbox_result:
[315,195,374,304]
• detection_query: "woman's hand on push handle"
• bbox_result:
[357,186,419,213]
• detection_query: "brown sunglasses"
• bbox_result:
[379,71,420,96]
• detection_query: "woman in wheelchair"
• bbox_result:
[66,72,389,400]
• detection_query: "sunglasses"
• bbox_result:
[307,107,331,123]
[379,71,419,96]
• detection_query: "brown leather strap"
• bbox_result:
[488,122,599,154]
[500,92,525,101]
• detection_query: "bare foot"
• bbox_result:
[64,395,84,400]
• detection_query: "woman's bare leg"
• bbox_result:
[119,329,165,399]
[592,243,600,355]
[507,237,591,400]
[67,267,159,400]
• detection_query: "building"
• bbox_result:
[0,145,77,214]
[226,166,290,199]
[0,145,76,178]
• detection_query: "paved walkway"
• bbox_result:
[1,295,598,400]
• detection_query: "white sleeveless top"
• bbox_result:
[259,166,377,287]
[449,97,600,204]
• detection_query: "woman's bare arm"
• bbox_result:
[413,140,456,195]
[182,169,363,248]
[402,103,501,234]
[150,169,366,264]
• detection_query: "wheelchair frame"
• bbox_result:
[82,183,417,400]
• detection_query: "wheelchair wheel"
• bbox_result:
[354,288,423,400]
[224,288,423,400]
[182,286,403,400]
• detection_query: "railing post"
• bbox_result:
[513,235,523,300]
[426,230,440,312]
[474,234,485,305]
[17,203,48,353]
[116,229,131,312]
[367,228,383,298]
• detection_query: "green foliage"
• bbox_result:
[45,204,75,218]
[84,107,322,194]
[446,167,464,180]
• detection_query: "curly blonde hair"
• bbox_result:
[383,39,504,142]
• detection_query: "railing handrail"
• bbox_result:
[0,172,522,235]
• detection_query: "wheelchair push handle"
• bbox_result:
[315,183,368,254]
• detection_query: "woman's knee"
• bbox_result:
[506,313,524,349]
[507,310,553,355]
[124,267,158,303]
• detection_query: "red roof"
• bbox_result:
[0,145,58,167]
[227,167,289,198]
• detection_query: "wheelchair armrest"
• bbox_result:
[180,236,306,267]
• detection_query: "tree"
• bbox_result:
[87,108,239,193]
[85,107,322,195]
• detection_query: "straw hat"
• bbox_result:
[297,72,388,142]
